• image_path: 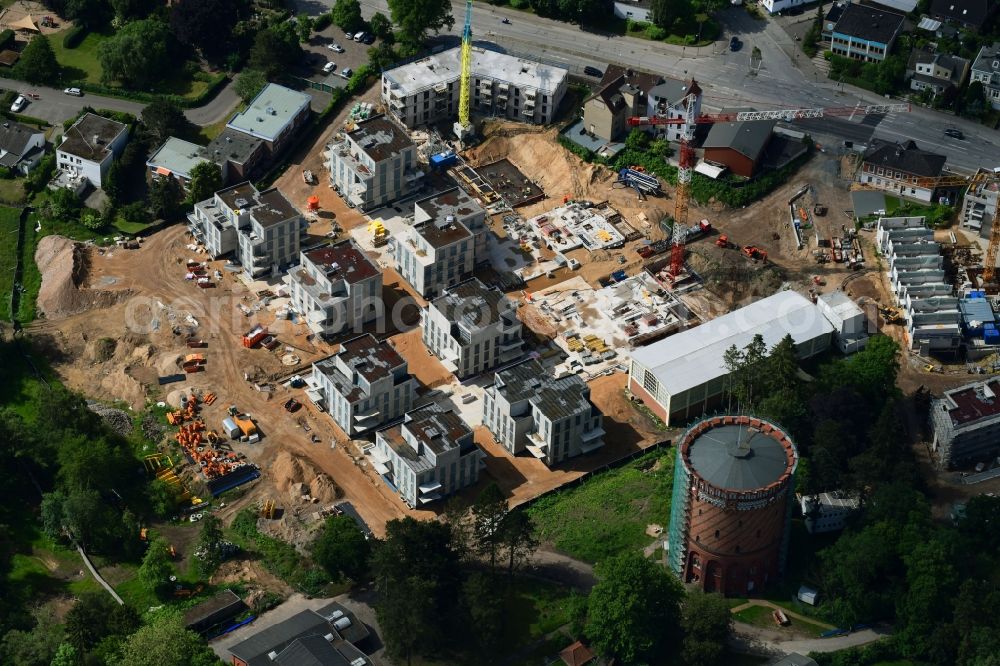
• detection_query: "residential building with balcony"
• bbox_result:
[287,239,382,338]
[326,114,422,211]
[372,404,484,507]
[146,137,210,191]
[56,112,129,189]
[394,187,487,298]
[960,168,999,238]
[226,83,312,156]
[581,66,664,143]
[381,46,568,129]
[187,182,303,277]
[422,278,523,378]
[971,42,1000,110]
[829,4,904,63]
[483,359,605,467]
[310,334,418,437]
[931,378,1000,469]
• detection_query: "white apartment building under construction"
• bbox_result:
[326,114,423,211]
[381,47,568,129]
[483,359,605,467]
[394,187,488,298]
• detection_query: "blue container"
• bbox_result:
[985,328,1000,345]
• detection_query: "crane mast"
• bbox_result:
[454,0,474,141]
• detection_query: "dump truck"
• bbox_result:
[243,325,267,348]
[742,245,768,262]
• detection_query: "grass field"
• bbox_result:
[0,177,26,205]
[733,603,829,638]
[0,205,19,321]
[502,578,577,643]
[527,448,675,564]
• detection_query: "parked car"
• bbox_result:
[328,41,345,52]
[361,33,375,44]
[789,6,803,14]
[323,61,336,74]
[729,36,741,51]
[353,31,366,42]
[340,67,353,79]
[9,95,27,112]
[583,65,603,77]
[944,128,964,139]
[63,87,82,96]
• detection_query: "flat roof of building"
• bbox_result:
[147,137,208,179]
[832,3,905,43]
[413,216,472,249]
[431,278,512,330]
[59,112,127,162]
[414,186,483,224]
[303,239,379,285]
[686,423,795,490]
[384,46,568,96]
[631,290,834,397]
[315,335,406,403]
[347,114,413,162]
[942,378,1000,427]
[493,359,593,421]
[251,188,298,228]
[227,83,311,142]
[205,128,264,165]
[215,181,259,211]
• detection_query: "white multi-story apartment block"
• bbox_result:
[483,359,605,467]
[310,334,418,437]
[326,114,423,211]
[382,47,568,129]
[394,187,487,299]
[960,169,1000,238]
[372,404,484,507]
[187,182,303,278]
[56,112,129,189]
[288,239,382,338]
[970,42,1000,111]
[422,278,523,378]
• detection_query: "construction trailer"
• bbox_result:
[221,418,241,439]
[242,325,267,348]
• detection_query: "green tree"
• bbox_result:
[234,69,267,103]
[368,43,398,70]
[387,0,454,47]
[472,482,509,574]
[120,201,152,227]
[110,0,159,21]
[249,22,303,79]
[296,13,314,42]
[820,520,902,626]
[50,642,79,666]
[681,591,732,666]
[369,11,392,39]
[171,0,251,62]
[312,514,371,582]
[149,175,184,221]
[625,128,650,151]
[113,612,219,666]
[99,18,172,88]
[1,608,64,666]
[14,35,59,85]
[331,0,364,32]
[460,572,504,653]
[585,552,684,663]
[193,514,227,576]
[104,161,125,206]
[141,100,190,145]
[65,591,141,653]
[138,537,173,593]
[187,161,223,204]
[896,536,959,660]
[64,0,112,28]
[41,487,123,552]
[501,509,539,584]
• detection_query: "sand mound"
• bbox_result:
[272,450,340,504]
[35,236,133,319]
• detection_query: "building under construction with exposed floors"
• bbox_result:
[666,415,799,596]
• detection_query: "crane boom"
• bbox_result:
[458,0,474,130]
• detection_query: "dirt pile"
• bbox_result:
[271,450,340,504]
[35,236,133,319]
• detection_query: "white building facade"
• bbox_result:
[971,43,1000,111]
[56,113,129,188]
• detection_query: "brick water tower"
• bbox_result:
[666,415,798,596]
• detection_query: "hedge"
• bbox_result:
[313,12,332,31]
[0,29,14,51]
[62,25,87,49]
[2,112,51,127]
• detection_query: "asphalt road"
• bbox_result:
[2,83,146,125]
[344,0,999,173]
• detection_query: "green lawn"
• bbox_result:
[0,177,26,205]
[0,205,19,321]
[733,603,829,638]
[527,448,675,564]
[7,522,102,607]
[502,578,577,643]
[884,195,902,214]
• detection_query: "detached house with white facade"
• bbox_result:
[56,112,129,189]
[483,359,605,467]
[288,239,382,338]
[311,334,418,437]
[646,78,702,143]
[971,42,1000,110]
[422,278,523,378]
[372,404,484,507]
[0,120,45,175]
[394,187,488,299]
[187,182,303,278]
[327,114,423,211]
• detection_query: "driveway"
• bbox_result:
[1,82,145,125]
[730,620,889,657]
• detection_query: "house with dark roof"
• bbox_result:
[930,0,997,31]
[931,378,1000,469]
[422,278,523,378]
[228,602,370,666]
[182,589,246,636]
[702,111,777,178]
[970,42,1000,110]
[907,49,970,96]
[226,83,311,156]
[0,120,44,175]
[56,112,129,189]
[859,139,948,202]
[582,66,663,143]
[372,403,484,506]
[646,77,702,143]
[288,238,382,338]
[829,3,905,62]
[205,128,266,185]
[327,114,423,211]
[483,359,605,466]
[310,334,418,437]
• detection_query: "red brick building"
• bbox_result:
[666,415,798,596]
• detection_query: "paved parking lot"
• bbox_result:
[297,25,380,89]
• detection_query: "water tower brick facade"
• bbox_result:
[666,415,798,596]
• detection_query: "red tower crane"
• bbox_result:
[627,101,911,281]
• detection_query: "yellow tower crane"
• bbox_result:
[453,0,474,142]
